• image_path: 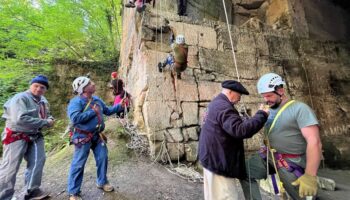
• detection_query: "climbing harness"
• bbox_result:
[2,127,31,145]
[263,100,296,198]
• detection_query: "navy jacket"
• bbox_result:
[198,93,268,179]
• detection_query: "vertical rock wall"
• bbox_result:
[120,0,350,168]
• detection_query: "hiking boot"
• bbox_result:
[177,73,182,79]
[69,194,82,200]
[157,62,163,73]
[24,189,50,200]
[125,1,135,8]
[96,182,114,192]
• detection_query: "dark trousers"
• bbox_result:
[177,0,187,15]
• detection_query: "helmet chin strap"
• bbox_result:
[273,91,282,97]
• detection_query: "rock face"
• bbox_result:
[46,62,115,118]
[120,0,350,168]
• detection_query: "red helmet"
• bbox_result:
[111,72,118,79]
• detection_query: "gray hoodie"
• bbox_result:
[2,90,52,136]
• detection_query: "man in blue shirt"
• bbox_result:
[67,76,126,200]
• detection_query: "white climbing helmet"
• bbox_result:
[72,76,90,95]
[257,73,285,94]
[175,34,185,44]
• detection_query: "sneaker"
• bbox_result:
[24,189,50,200]
[96,182,114,192]
[157,62,163,73]
[125,2,135,8]
[69,194,82,200]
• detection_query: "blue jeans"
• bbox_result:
[67,134,108,195]
[164,54,174,67]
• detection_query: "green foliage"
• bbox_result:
[0,59,53,114]
[0,0,122,62]
[44,119,70,153]
[0,0,123,154]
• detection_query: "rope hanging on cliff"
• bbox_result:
[221,0,257,199]
[222,0,240,82]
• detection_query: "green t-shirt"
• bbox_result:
[172,43,188,64]
[265,101,319,156]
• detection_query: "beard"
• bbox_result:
[268,98,282,109]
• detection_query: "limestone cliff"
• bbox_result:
[119,0,350,168]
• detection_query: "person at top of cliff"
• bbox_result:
[157,34,188,79]
[125,0,155,12]
[177,0,187,16]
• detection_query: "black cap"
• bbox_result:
[222,80,249,95]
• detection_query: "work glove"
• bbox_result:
[291,173,317,198]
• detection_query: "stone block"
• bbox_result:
[143,15,170,32]
[194,69,216,81]
[185,142,199,162]
[183,127,199,142]
[149,130,166,142]
[188,46,199,56]
[199,48,258,79]
[165,128,184,143]
[167,142,185,161]
[168,22,217,49]
[144,41,172,52]
[176,79,199,101]
[143,101,177,131]
[182,102,199,126]
[318,176,336,191]
[198,81,221,101]
[187,55,200,69]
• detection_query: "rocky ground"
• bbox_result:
[7,119,350,200]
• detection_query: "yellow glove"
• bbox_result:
[291,173,317,198]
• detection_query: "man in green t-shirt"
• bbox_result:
[241,73,322,200]
[157,34,188,79]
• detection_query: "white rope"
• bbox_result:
[222,0,240,82]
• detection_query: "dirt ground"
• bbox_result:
[12,134,204,200]
[7,119,350,200]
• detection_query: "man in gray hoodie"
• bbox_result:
[0,75,55,200]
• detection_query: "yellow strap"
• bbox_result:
[265,100,295,197]
[83,99,92,112]
[268,100,295,135]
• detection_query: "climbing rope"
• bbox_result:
[121,118,150,155]
[222,0,240,82]
[221,0,260,199]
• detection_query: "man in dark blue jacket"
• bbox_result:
[198,80,269,200]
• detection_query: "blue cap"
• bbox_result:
[31,75,49,89]
[222,80,249,95]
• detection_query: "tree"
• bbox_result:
[0,0,122,62]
